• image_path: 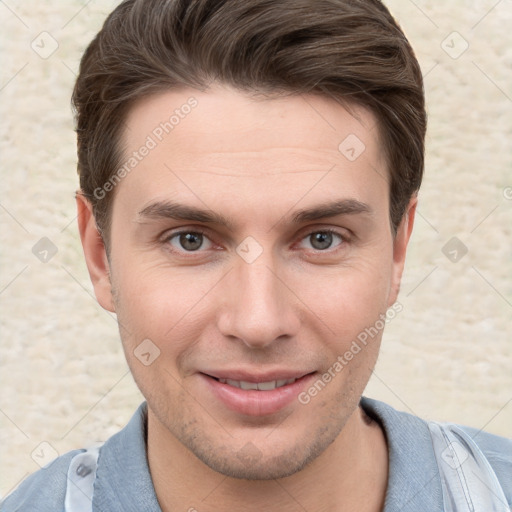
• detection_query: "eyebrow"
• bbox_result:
[136,199,373,229]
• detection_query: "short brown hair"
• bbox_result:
[72,0,426,244]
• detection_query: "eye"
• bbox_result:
[298,229,345,251]
[165,230,213,252]
[161,228,347,256]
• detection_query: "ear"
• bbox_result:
[76,192,115,312]
[388,195,417,306]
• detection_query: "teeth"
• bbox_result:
[257,381,277,391]
[217,378,297,390]
[239,380,259,390]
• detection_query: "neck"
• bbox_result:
[147,405,388,512]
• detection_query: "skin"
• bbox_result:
[78,83,416,512]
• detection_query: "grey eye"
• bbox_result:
[165,230,214,254]
[170,231,204,251]
[309,232,334,250]
[298,230,345,252]
[178,232,204,251]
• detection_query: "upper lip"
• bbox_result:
[202,369,314,383]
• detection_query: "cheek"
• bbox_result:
[112,261,217,355]
[293,257,392,333]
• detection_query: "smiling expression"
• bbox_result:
[83,83,414,479]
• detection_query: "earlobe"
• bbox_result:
[388,195,417,306]
[76,192,115,312]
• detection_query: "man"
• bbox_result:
[2,0,511,511]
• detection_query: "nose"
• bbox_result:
[216,249,300,349]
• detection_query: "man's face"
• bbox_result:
[86,84,413,479]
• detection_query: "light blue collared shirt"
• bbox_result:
[2,397,511,511]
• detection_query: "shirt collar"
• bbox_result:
[92,402,162,510]
[360,396,443,512]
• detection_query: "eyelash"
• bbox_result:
[161,227,349,257]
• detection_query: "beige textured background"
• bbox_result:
[1,0,511,499]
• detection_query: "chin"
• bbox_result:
[179,417,345,481]
[194,444,319,481]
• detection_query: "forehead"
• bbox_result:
[123,84,381,164]
[114,84,388,224]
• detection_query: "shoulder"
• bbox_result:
[361,396,512,507]
[456,424,512,499]
[1,403,151,511]
[1,449,83,512]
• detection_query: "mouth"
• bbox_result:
[210,376,299,391]
[200,371,316,416]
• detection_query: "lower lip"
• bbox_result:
[200,373,316,416]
